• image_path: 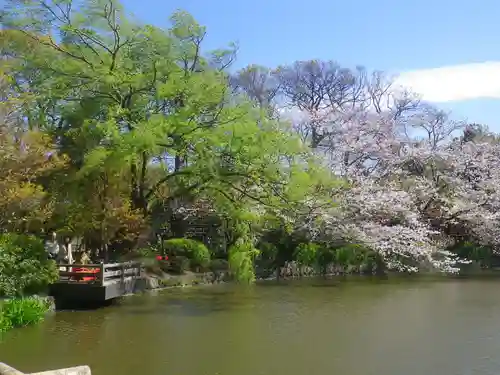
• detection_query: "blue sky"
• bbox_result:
[122,0,500,129]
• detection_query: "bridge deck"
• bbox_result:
[49,262,142,303]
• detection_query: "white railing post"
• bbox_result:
[99,263,105,285]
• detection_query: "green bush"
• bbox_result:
[209,259,229,272]
[290,242,380,274]
[294,243,320,266]
[163,238,211,270]
[142,259,163,276]
[135,246,160,259]
[168,256,190,275]
[317,247,337,271]
[334,244,378,271]
[0,309,12,333]
[258,242,278,262]
[450,241,494,268]
[0,233,59,298]
[0,297,50,333]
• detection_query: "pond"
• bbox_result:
[2,276,500,375]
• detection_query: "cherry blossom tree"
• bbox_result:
[231,58,486,273]
[295,105,479,272]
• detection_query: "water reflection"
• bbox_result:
[2,278,500,375]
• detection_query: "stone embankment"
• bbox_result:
[138,270,231,290]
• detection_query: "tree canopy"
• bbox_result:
[1,0,499,279]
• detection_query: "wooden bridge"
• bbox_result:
[49,262,142,304]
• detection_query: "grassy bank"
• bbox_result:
[0,297,52,334]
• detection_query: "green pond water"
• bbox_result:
[2,276,500,375]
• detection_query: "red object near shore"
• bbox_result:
[156,255,169,261]
[73,267,100,282]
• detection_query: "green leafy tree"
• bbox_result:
[2,0,309,219]
[1,0,344,278]
[0,233,58,297]
[0,75,66,232]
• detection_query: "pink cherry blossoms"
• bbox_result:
[233,61,496,273]
[299,108,499,272]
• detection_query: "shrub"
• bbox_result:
[135,246,160,259]
[333,244,379,272]
[163,238,211,270]
[0,233,59,298]
[0,297,50,333]
[258,242,278,262]
[142,259,163,276]
[0,309,12,333]
[317,247,337,271]
[209,259,229,272]
[450,241,494,268]
[335,244,372,264]
[168,256,190,275]
[294,243,320,266]
[156,259,169,274]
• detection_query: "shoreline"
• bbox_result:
[136,263,500,294]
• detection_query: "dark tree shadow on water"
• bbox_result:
[121,302,235,317]
[309,282,341,288]
[118,295,257,317]
[55,298,115,311]
[256,278,341,288]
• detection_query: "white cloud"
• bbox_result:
[394,62,500,103]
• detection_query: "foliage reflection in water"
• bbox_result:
[2,278,500,375]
